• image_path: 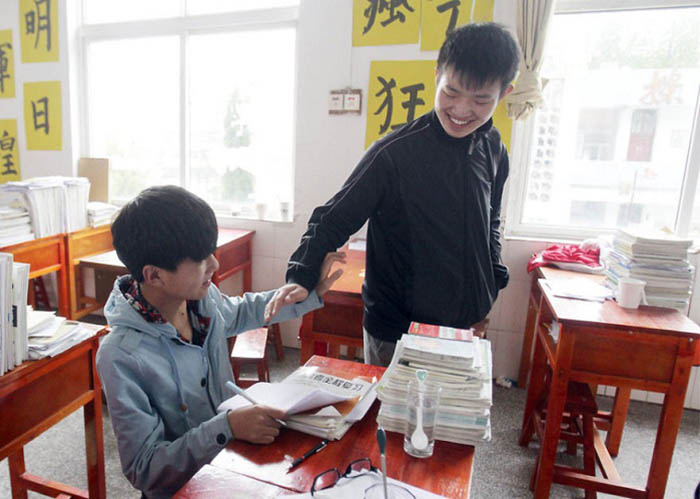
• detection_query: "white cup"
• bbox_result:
[616,277,647,309]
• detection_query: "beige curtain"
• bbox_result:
[506,0,556,120]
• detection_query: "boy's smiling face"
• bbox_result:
[157,254,220,301]
[434,65,511,139]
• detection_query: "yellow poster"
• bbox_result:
[24,81,62,150]
[421,0,494,51]
[353,0,421,47]
[19,0,59,63]
[0,31,15,98]
[365,60,436,148]
[0,120,21,183]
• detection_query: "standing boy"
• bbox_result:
[273,23,520,366]
[97,185,343,498]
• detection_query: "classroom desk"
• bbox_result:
[520,280,700,498]
[298,247,365,364]
[0,234,69,318]
[73,228,255,319]
[0,325,108,499]
[176,356,475,498]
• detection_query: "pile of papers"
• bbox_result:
[0,252,30,374]
[0,203,34,247]
[604,229,694,310]
[27,317,94,360]
[87,201,119,227]
[1,177,91,238]
[376,333,493,446]
[218,364,378,440]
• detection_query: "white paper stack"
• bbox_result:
[376,334,493,446]
[0,191,34,247]
[87,201,119,227]
[604,229,694,310]
[27,320,95,359]
[11,262,30,367]
[2,177,91,238]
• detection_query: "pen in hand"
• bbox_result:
[225,380,287,427]
[289,439,329,470]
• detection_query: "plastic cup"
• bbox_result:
[403,379,441,458]
[364,483,415,499]
[616,277,647,309]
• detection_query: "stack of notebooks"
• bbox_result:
[0,252,30,374]
[604,229,694,310]
[1,177,91,238]
[376,325,493,446]
[87,201,119,227]
[218,364,378,440]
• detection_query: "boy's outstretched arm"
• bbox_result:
[264,251,346,321]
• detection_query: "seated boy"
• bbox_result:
[96,185,344,498]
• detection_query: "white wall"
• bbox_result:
[0,0,74,178]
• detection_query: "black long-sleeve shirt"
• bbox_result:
[287,110,509,343]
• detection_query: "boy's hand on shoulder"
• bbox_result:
[264,284,310,321]
[227,405,286,444]
[315,251,346,297]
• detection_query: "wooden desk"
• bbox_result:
[176,356,474,498]
[298,248,365,364]
[72,228,255,319]
[0,326,108,499]
[520,281,700,498]
[1,234,69,318]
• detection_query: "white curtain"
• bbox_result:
[506,0,556,121]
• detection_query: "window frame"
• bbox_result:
[505,0,700,241]
[76,2,300,214]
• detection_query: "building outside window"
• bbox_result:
[80,1,298,221]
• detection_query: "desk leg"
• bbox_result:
[519,317,547,447]
[646,341,694,499]
[84,345,107,499]
[605,386,631,457]
[8,450,28,499]
[533,331,575,499]
[518,282,540,389]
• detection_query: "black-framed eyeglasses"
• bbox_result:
[310,457,378,496]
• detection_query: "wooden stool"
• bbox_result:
[267,323,284,361]
[230,328,270,388]
[529,381,598,499]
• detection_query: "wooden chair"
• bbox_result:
[229,328,270,388]
[267,323,284,361]
[526,379,599,499]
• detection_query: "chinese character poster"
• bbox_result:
[23,81,62,150]
[420,0,494,51]
[365,60,436,148]
[0,120,21,183]
[0,30,15,98]
[353,0,420,46]
[19,0,59,63]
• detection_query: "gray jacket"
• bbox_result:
[96,276,322,498]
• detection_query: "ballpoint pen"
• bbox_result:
[289,439,329,470]
[225,380,287,427]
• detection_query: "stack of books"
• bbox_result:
[0,203,34,247]
[87,201,119,227]
[218,364,378,440]
[0,252,30,374]
[27,319,94,360]
[376,329,492,446]
[1,177,91,238]
[604,229,694,310]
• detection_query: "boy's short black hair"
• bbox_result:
[437,22,520,95]
[111,185,218,282]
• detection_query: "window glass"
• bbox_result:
[186,0,298,16]
[520,6,700,233]
[188,28,296,218]
[87,37,180,201]
[84,1,181,24]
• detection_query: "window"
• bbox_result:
[507,1,700,240]
[80,2,298,221]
